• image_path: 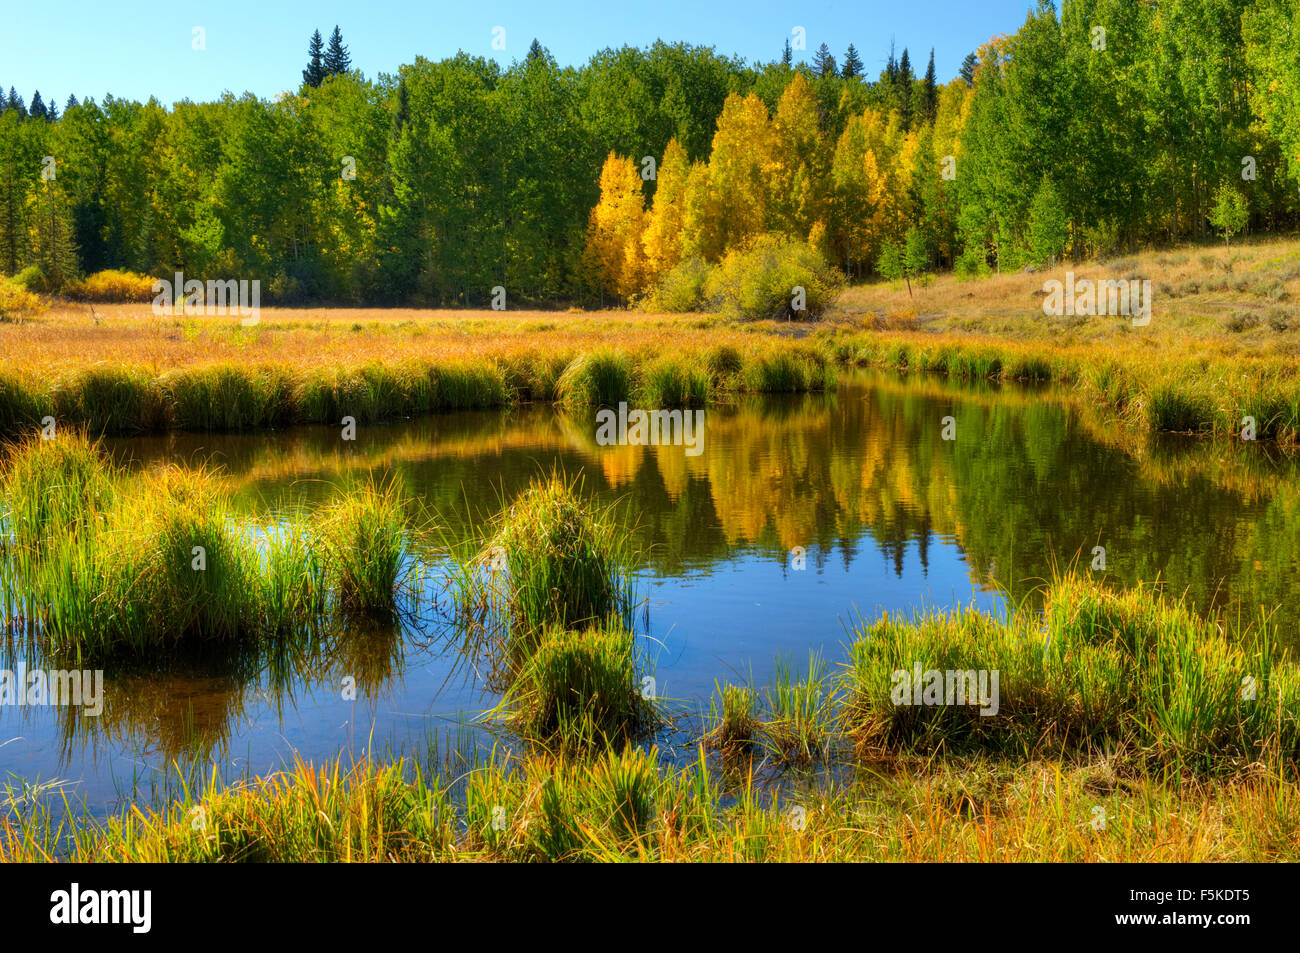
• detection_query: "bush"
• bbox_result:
[703,234,843,320]
[645,255,710,313]
[10,265,46,292]
[1223,311,1261,333]
[0,275,47,320]
[65,269,157,303]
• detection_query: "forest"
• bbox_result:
[2,0,1299,308]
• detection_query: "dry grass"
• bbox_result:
[0,303,766,377]
[834,234,1300,357]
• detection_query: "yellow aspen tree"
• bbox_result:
[641,137,689,284]
[771,73,830,239]
[680,161,724,262]
[705,92,778,254]
[583,152,648,300]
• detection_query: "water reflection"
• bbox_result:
[3,372,1298,811]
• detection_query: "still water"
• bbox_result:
[3,372,1297,814]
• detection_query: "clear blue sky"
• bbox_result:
[1,0,1035,107]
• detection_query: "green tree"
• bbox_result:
[303,31,327,88]
[1027,176,1070,264]
[813,44,837,78]
[324,26,351,77]
[842,45,864,79]
[1209,181,1249,245]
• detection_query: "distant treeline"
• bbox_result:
[2,0,1299,306]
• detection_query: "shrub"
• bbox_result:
[65,269,157,302]
[0,275,48,321]
[703,234,843,320]
[645,255,711,313]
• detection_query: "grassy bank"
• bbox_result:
[824,236,1300,445]
[7,749,1300,862]
[0,307,832,438]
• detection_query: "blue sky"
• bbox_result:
[1,0,1034,107]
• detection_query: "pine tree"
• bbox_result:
[813,43,837,78]
[782,39,793,68]
[897,49,914,126]
[303,30,327,88]
[33,179,80,290]
[528,39,544,61]
[391,77,410,138]
[65,94,78,112]
[841,44,864,79]
[7,88,25,118]
[959,53,977,87]
[46,97,58,122]
[922,50,938,123]
[324,26,351,76]
[29,91,46,121]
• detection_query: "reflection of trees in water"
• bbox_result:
[42,619,404,768]
[103,374,1300,642]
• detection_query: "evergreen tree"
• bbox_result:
[34,179,80,289]
[324,26,351,76]
[842,44,864,79]
[813,43,837,78]
[922,49,938,122]
[959,52,977,87]
[897,49,914,126]
[303,30,327,88]
[528,39,545,61]
[7,88,25,118]
[65,94,78,112]
[46,97,58,122]
[29,91,46,121]
[782,38,793,68]
[391,76,410,138]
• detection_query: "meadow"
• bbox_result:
[4,236,1300,446]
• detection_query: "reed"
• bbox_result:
[0,435,414,656]
[450,471,638,658]
[492,622,655,748]
[837,577,1300,772]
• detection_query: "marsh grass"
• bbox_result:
[556,350,633,408]
[316,478,408,618]
[636,357,711,408]
[492,623,656,749]
[9,745,1300,862]
[0,433,415,657]
[705,682,761,757]
[761,654,836,766]
[838,577,1300,773]
[446,471,639,668]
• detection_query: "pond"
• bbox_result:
[3,371,1298,815]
